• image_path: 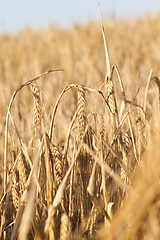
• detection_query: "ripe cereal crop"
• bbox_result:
[0,8,160,240]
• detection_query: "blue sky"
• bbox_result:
[1,0,160,33]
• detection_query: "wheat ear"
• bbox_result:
[77,85,87,224]
[47,135,63,189]
[131,106,146,163]
[77,85,86,141]
[18,149,31,191]
[121,133,132,186]
[60,212,70,240]
[30,83,42,138]
[96,115,108,223]
[11,177,19,220]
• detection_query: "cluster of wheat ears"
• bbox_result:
[1,7,160,240]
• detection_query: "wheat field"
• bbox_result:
[0,12,160,239]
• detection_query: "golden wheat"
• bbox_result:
[1,12,160,240]
[30,83,42,138]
